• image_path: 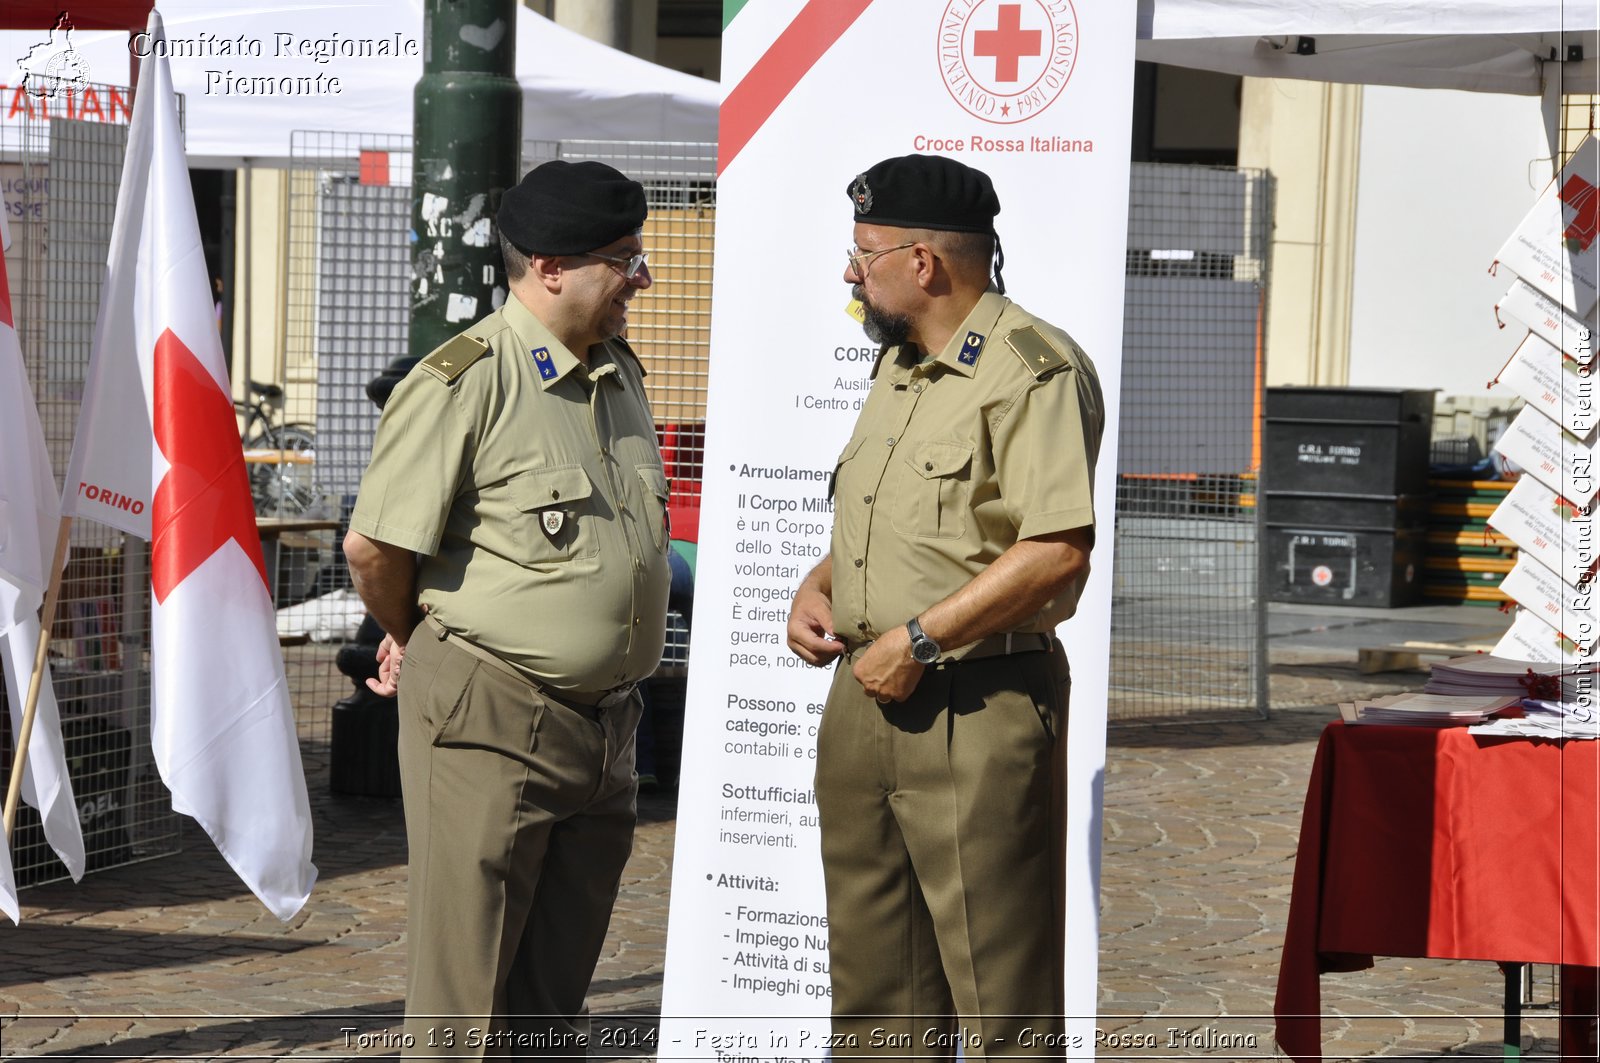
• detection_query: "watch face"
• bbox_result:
[912,640,940,664]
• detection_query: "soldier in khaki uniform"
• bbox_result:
[787,155,1104,1059]
[344,160,671,1058]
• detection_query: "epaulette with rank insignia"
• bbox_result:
[418,334,491,384]
[1004,325,1073,380]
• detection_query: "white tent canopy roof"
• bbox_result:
[1137,0,1599,94]
[0,2,720,166]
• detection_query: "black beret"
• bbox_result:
[498,160,647,256]
[846,154,1000,233]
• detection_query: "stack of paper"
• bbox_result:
[1338,692,1521,727]
[1471,699,1600,739]
[1424,653,1594,700]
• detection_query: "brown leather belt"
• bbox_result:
[422,615,637,711]
[845,630,1053,665]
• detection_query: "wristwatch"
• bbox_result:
[906,617,941,665]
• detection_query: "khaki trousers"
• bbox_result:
[397,624,640,1060]
[814,645,1070,1060]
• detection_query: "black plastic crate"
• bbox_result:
[1264,386,1435,424]
[1266,526,1425,607]
[1263,492,1430,531]
[329,694,401,798]
[1264,386,1435,498]
[1264,419,1433,496]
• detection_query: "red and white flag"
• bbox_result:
[64,9,315,919]
[0,207,85,924]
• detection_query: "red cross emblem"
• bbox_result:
[938,0,1079,125]
[1559,173,1597,252]
[151,329,269,602]
[972,4,1042,83]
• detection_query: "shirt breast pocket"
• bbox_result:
[892,440,974,540]
[510,465,600,562]
[829,435,866,500]
[636,465,671,552]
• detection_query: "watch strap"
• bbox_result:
[906,617,940,662]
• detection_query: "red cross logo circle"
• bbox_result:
[938,0,1079,125]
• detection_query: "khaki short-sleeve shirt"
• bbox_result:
[349,294,671,692]
[829,291,1103,652]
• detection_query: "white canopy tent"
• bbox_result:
[0,2,720,166]
[1136,0,1598,96]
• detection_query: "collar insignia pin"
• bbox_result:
[958,330,985,367]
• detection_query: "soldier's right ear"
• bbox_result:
[529,253,566,293]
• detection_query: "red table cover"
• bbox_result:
[1275,722,1600,1062]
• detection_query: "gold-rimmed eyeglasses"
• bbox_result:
[846,241,915,279]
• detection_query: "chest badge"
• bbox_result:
[542,509,566,537]
[531,346,558,381]
[957,330,985,367]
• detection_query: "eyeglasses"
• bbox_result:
[583,249,650,280]
[846,242,916,279]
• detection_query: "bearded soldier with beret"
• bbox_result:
[344,160,671,1057]
[787,154,1104,1058]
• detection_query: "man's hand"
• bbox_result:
[852,623,923,703]
[366,633,406,697]
[787,560,843,666]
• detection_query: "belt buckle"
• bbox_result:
[597,684,635,710]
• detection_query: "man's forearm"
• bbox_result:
[343,531,424,643]
[917,528,1091,651]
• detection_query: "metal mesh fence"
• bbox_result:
[1108,163,1274,723]
[278,135,714,757]
[1,84,184,888]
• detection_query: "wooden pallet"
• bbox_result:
[1426,529,1516,551]
[1358,640,1498,674]
[1424,555,1517,574]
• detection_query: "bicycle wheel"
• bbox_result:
[246,424,318,516]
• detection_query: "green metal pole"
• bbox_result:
[407,0,521,364]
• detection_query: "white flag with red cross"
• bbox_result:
[63,9,315,920]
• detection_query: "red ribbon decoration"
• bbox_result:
[1518,669,1563,701]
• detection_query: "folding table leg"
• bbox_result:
[1504,962,1523,1060]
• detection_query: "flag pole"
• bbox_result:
[3,515,73,841]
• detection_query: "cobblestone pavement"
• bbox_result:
[0,648,1567,1060]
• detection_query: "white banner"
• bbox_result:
[660,0,1134,1055]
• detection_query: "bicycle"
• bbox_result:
[236,379,318,516]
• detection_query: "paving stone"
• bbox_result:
[0,648,1560,1061]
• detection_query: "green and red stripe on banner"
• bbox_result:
[718,0,874,176]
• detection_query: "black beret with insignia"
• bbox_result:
[498,160,647,255]
[846,154,1000,234]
